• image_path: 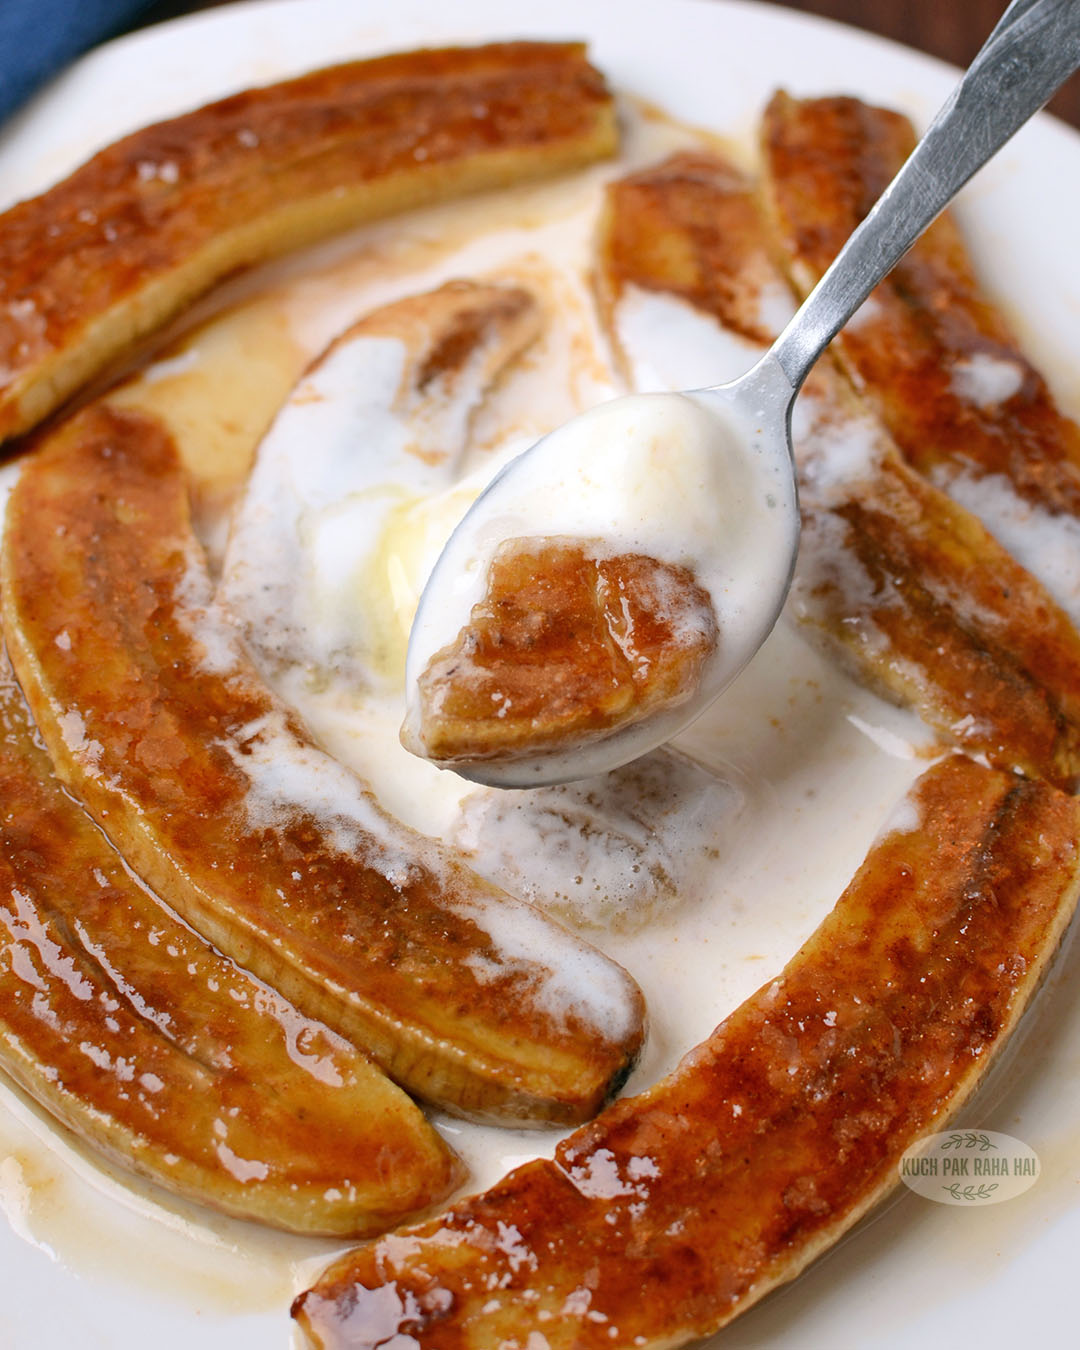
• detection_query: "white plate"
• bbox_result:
[1,2,1079,1348]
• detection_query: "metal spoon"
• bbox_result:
[405,0,1080,788]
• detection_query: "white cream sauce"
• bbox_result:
[214,116,938,1191]
[933,464,1080,626]
[402,386,799,784]
[948,351,1026,408]
[220,327,500,682]
[4,95,1057,1345]
[452,749,744,934]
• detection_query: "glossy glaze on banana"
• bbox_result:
[597,151,1080,788]
[0,637,460,1235]
[1,397,644,1126]
[294,754,1080,1346]
[5,251,660,1142]
[408,539,717,764]
[0,41,616,445]
[761,92,1080,621]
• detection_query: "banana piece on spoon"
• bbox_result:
[596,151,1080,789]
[0,631,460,1235]
[0,282,645,1128]
[404,538,718,766]
[0,41,616,446]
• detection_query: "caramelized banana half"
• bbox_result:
[596,152,1080,788]
[0,41,616,445]
[761,92,1080,623]
[406,537,717,764]
[0,397,645,1127]
[0,636,459,1235]
[294,755,1080,1345]
[221,280,543,682]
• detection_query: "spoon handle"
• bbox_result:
[767,0,1080,394]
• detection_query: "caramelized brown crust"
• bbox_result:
[0,403,645,1127]
[760,93,1080,518]
[0,41,616,445]
[408,539,717,763]
[600,151,790,348]
[597,152,1080,787]
[0,641,460,1235]
[808,455,1080,784]
[294,755,1080,1346]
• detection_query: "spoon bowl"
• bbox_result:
[405,378,799,786]
[405,0,1080,788]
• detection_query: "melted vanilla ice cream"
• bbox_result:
[213,107,935,1188]
[402,387,799,783]
[0,103,942,1319]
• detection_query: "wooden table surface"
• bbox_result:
[130,0,1080,130]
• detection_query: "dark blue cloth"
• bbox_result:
[0,0,156,125]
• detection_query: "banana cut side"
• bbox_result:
[595,151,1080,789]
[294,754,1080,1346]
[760,92,1080,627]
[405,539,719,765]
[220,279,544,682]
[0,634,461,1236]
[0,392,645,1127]
[0,40,616,446]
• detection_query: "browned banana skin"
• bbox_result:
[597,152,1080,789]
[0,41,616,445]
[294,755,1080,1346]
[760,92,1080,519]
[1,403,645,1127]
[0,640,460,1235]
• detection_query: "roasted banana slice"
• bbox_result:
[761,92,1080,623]
[0,41,616,445]
[405,537,718,764]
[0,632,459,1235]
[596,151,1080,788]
[220,279,543,683]
[294,754,1080,1346]
[0,397,645,1127]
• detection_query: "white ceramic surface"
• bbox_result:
[1,3,1078,1347]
